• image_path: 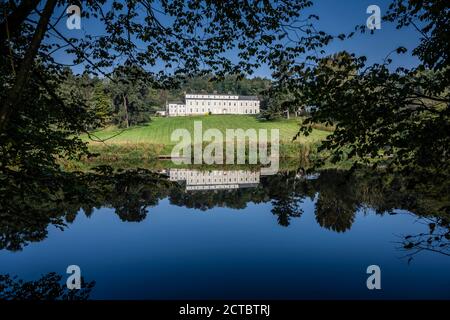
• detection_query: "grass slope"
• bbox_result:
[86,115,329,146]
[69,115,332,169]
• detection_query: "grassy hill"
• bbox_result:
[74,115,331,168]
[86,115,329,146]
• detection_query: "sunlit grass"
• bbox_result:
[82,115,330,148]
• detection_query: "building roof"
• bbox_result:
[238,95,259,101]
[167,101,184,105]
[185,93,259,101]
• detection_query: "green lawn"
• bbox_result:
[85,115,329,147]
[66,115,332,169]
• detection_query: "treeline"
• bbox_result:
[2,167,448,251]
[61,69,272,129]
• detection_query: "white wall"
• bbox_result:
[169,169,260,190]
[167,94,260,116]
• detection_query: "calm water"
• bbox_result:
[1,168,449,299]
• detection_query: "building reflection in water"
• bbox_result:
[162,168,277,191]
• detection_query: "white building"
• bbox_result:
[167,169,260,191]
[161,168,276,191]
[166,93,260,116]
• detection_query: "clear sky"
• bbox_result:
[50,0,422,77]
[250,0,421,77]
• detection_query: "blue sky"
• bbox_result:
[302,1,419,65]
[251,0,421,77]
[50,0,422,77]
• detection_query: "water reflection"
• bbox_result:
[0,273,95,300]
[1,167,448,255]
[1,167,449,299]
[164,169,263,191]
[396,215,450,260]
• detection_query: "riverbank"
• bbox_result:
[69,115,332,170]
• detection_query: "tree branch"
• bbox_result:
[0,0,58,131]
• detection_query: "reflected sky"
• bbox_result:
[1,168,449,299]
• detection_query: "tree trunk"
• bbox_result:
[0,0,58,131]
[286,109,290,119]
[0,0,41,49]
[123,94,130,128]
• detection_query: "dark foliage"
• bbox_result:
[0,272,95,300]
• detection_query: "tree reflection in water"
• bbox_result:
[396,215,450,262]
[0,166,449,259]
[0,273,95,300]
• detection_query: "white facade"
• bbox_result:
[166,93,260,116]
[167,103,186,116]
[168,169,260,191]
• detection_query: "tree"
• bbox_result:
[90,82,112,128]
[259,87,299,120]
[109,66,153,128]
[279,0,450,173]
[1,0,326,175]
[0,272,95,300]
[0,0,58,130]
